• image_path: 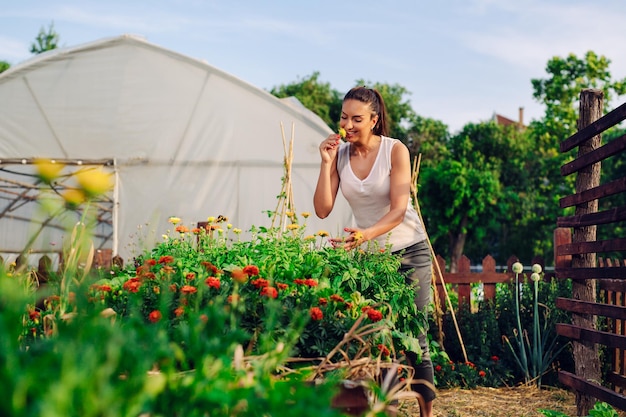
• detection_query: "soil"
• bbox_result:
[396,385,626,417]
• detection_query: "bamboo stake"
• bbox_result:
[411,154,468,363]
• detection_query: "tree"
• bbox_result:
[269,71,342,129]
[0,61,9,73]
[30,22,60,54]
[525,51,626,263]
[419,122,531,270]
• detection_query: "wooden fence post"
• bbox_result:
[457,255,471,309]
[482,255,497,301]
[571,88,603,414]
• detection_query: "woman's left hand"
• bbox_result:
[329,227,366,250]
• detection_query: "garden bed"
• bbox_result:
[398,385,626,417]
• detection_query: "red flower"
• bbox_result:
[149,310,162,323]
[303,278,318,287]
[251,278,269,288]
[123,278,141,293]
[28,310,41,321]
[319,297,328,306]
[205,276,221,289]
[174,307,185,317]
[243,265,260,276]
[435,365,442,372]
[181,285,197,294]
[294,279,305,285]
[186,272,196,281]
[202,261,219,275]
[330,294,344,303]
[158,255,174,264]
[310,307,323,321]
[277,283,288,290]
[145,259,157,266]
[260,286,278,298]
[479,370,486,378]
[491,355,499,362]
[99,285,112,292]
[377,344,390,358]
[366,309,383,322]
[143,272,156,280]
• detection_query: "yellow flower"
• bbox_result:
[353,231,364,242]
[34,158,64,184]
[301,212,310,218]
[338,127,347,138]
[286,211,295,218]
[287,224,299,230]
[75,168,113,197]
[317,230,329,237]
[227,223,233,229]
[63,189,86,208]
[207,216,216,223]
[168,216,181,225]
[304,235,316,241]
[233,228,242,234]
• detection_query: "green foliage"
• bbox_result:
[269,71,342,129]
[0,60,9,73]
[432,271,573,387]
[30,21,60,54]
[540,401,620,417]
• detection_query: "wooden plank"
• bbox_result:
[561,133,626,176]
[560,177,626,208]
[556,297,626,320]
[560,101,626,152]
[601,279,626,293]
[441,272,513,284]
[556,324,626,349]
[556,267,626,280]
[559,370,626,411]
[607,371,626,390]
[556,238,626,256]
[557,206,626,227]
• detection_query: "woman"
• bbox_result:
[313,86,435,416]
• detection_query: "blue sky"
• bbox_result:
[2,0,625,133]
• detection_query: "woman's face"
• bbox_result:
[340,99,377,141]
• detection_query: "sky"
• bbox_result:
[1,0,626,134]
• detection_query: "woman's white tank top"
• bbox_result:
[337,136,426,252]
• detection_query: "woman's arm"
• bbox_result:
[313,134,342,219]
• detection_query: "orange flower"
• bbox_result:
[231,268,248,284]
[260,286,278,298]
[186,272,196,281]
[310,307,323,321]
[149,310,162,323]
[319,297,328,306]
[277,283,288,290]
[158,256,174,264]
[174,307,185,317]
[181,285,197,294]
[175,225,189,233]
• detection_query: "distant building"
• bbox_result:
[492,107,525,130]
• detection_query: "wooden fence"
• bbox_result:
[553,89,626,414]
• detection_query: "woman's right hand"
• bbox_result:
[319,134,342,163]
